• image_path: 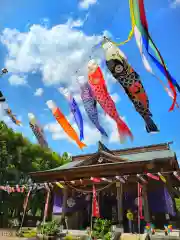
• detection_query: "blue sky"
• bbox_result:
[0,0,180,159]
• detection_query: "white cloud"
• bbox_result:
[73,93,82,104]
[102,30,113,39]
[67,18,84,28]
[79,0,97,9]
[104,71,117,90]
[0,105,6,120]
[1,17,129,146]
[1,19,102,89]
[0,17,116,105]
[8,75,27,86]
[111,93,120,103]
[34,88,44,96]
[40,18,50,28]
[102,115,130,144]
[170,0,180,8]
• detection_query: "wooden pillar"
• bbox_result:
[116,182,123,228]
[142,185,150,223]
[47,190,53,221]
[62,187,68,218]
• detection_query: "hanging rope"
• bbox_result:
[65,181,115,193]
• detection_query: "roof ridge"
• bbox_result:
[72,142,172,160]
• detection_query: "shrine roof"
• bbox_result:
[29,141,179,185]
[71,141,173,161]
[119,149,174,162]
[51,160,84,170]
[30,146,177,174]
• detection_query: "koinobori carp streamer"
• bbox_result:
[28,113,48,148]
[78,77,108,138]
[46,100,86,150]
[102,38,159,133]
[59,87,84,141]
[88,59,133,142]
[0,91,21,126]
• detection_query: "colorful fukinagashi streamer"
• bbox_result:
[78,76,108,137]
[56,182,64,188]
[28,113,48,148]
[59,87,84,141]
[133,26,179,109]
[173,171,180,181]
[0,91,21,126]
[158,172,166,183]
[46,100,86,150]
[101,38,159,133]
[131,0,180,111]
[88,59,133,142]
[146,173,159,181]
[137,174,147,184]
[105,0,180,111]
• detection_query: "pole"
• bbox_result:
[41,190,50,236]
[18,189,31,234]
[90,192,93,235]
[138,183,140,239]
[65,216,68,234]
[18,208,26,234]
[116,182,123,228]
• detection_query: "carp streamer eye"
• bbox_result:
[115,64,123,74]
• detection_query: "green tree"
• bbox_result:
[0,121,71,227]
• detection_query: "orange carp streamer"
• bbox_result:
[46,100,86,150]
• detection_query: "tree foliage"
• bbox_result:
[0,120,71,179]
[0,121,72,227]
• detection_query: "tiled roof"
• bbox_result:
[72,142,172,161]
[36,149,175,173]
[119,149,174,162]
[43,159,85,172]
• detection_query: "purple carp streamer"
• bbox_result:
[78,76,108,138]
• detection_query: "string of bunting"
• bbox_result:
[1,170,180,194]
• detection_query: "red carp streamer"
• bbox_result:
[88,59,133,143]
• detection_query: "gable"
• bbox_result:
[98,141,115,155]
[78,151,128,167]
